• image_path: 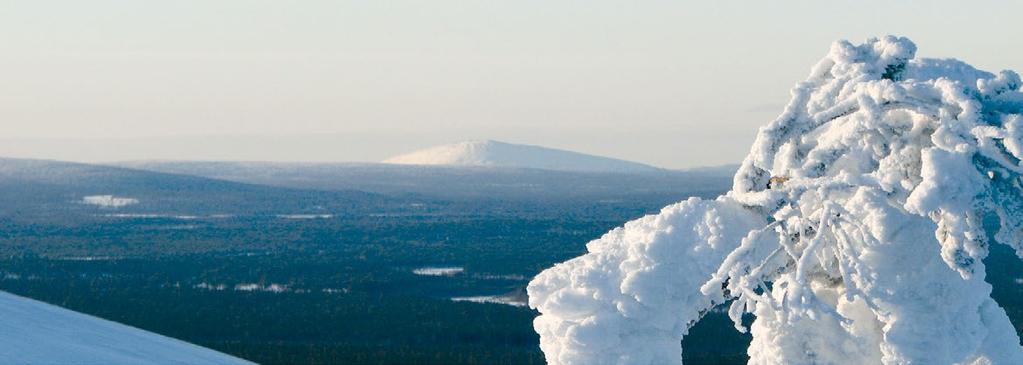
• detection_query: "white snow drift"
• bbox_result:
[528,36,1023,364]
[384,140,660,173]
[0,290,252,365]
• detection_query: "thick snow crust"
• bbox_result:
[383,140,660,173]
[528,36,1023,364]
[0,291,253,365]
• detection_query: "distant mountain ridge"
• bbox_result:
[113,160,733,202]
[0,157,395,221]
[383,140,660,173]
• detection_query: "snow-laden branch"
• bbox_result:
[528,36,1023,364]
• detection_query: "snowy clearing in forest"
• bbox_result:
[412,267,464,276]
[81,195,138,208]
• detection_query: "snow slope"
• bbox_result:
[0,291,253,365]
[383,140,660,173]
[528,36,1023,364]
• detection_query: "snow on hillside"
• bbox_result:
[81,195,139,208]
[0,291,253,365]
[528,36,1023,364]
[383,140,660,173]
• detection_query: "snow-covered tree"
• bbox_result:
[527,36,1023,364]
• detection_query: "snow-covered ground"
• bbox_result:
[0,290,253,365]
[81,195,138,208]
[384,140,660,173]
[276,214,334,219]
[194,282,304,293]
[234,283,290,293]
[412,267,465,276]
[101,213,233,220]
[451,295,527,307]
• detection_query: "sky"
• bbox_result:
[1,1,1021,169]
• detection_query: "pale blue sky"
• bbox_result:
[1,1,1020,168]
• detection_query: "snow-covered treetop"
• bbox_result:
[528,36,1023,364]
[730,35,1023,277]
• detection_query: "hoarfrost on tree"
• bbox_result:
[527,36,1023,365]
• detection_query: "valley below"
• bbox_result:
[0,158,1020,364]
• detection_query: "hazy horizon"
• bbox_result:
[4,1,1022,168]
[0,134,748,169]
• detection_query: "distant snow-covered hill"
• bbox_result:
[0,290,252,364]
[383,140,660,173]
